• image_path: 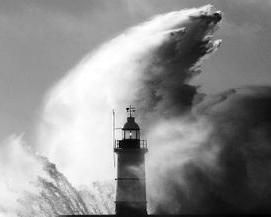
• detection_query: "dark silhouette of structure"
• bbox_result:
[114,106,148,215]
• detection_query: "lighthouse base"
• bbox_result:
[115,201,147,216]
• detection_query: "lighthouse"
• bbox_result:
[114,106,148,215]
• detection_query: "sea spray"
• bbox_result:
[23,4,271,214]
[0,135,114,216]
[37,5,221,187]
[0,5,223,216]
[150,86,271,214]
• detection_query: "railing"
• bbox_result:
[114,139,148,150]
[140,140,148,149]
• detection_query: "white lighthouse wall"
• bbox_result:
[117,150,146,179]
[116,150,146,202]
[116,180,146,202]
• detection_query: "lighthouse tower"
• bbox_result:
[114,106,148,215]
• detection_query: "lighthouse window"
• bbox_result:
[124,130,138,139]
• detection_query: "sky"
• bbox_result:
[0,0,271,144]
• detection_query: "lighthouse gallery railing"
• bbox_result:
[114,139,148,150]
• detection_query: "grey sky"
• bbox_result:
[0,0,270,143]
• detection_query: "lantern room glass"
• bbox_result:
[123,129,140,140]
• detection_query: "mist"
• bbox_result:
[2,3,271,216]
[149,86,271,214]
[0,135,45,216]
[37,5,221,187]
[0,5,223,216]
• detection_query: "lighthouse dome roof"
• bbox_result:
[123,117,140,130]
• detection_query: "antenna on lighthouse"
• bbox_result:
[112,109,116,167]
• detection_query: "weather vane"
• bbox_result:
[126,105,136,117]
